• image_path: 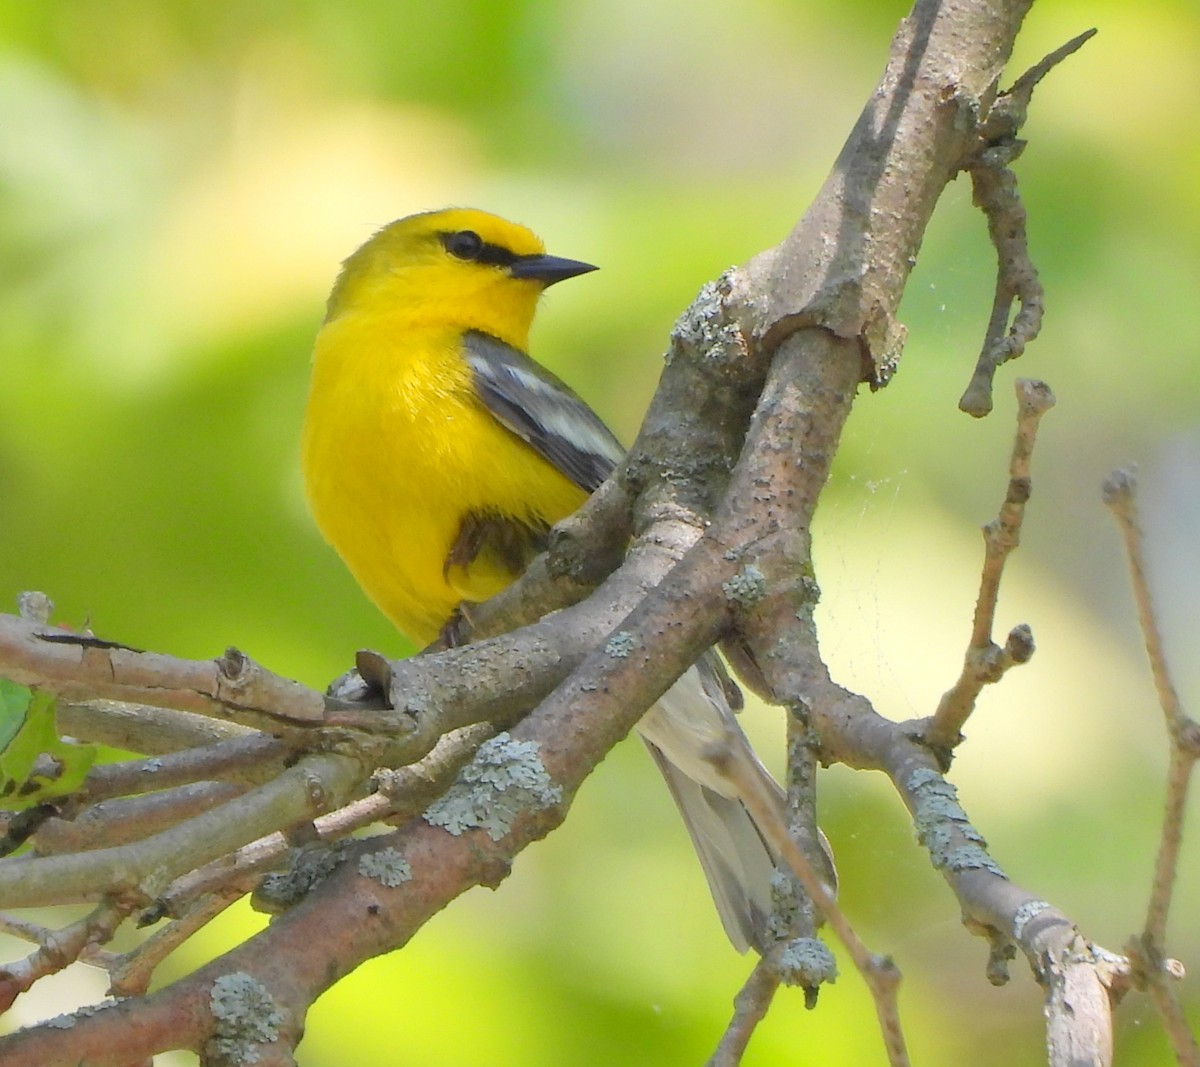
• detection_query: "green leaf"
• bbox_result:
[0,678,32,752]
[0,679,96,810]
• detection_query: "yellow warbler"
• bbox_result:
[302,208,826,951]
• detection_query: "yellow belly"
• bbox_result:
[301,315,588,645]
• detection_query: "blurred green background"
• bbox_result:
[2,0,1198,1063]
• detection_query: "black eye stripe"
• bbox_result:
[439,230,519,268]
[474,242,519,268]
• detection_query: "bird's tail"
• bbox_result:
[635,656,835,954]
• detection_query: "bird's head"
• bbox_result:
[324,208,596,347]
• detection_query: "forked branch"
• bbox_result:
[925,377,1053,754]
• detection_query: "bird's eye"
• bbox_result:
[444,230,484,261]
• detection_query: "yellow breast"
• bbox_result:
[301,312,587,645]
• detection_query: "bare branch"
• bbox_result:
[105,888,252,998]
[958,30,1098,416]
[0,898,131,1012]
[706,330,1119,1059]
[150,724,491,925]
[58,698,257,753]
[983,28,1099,141]
[0,753,362,908]
[719,726,909,1065]
[1103,468,1200,1066]
[1102,470,1199,753]
[0,614,325,731]
[888,735,1122,1066]
[958,149,1044,415]
[707,960,781,1067]
[1042,937,1122,1067]
[32,781,245,854]
[80,733,295,800]
[926,377,1053,752]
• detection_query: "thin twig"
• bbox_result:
[784,701,834,914]
[1102,470,1199,752]
[104,884,252,997]
[32,781,245,855]
[958,29,1097,416]
[149,725,490,922]
[0,753,362,909]
[81,733,294,800]
[984,29,1098,141]
[0,613,326,730]
[0,914,57,946]
[706,960,781,1067]
[105,765,462,995]
[717,736,909,1067]
[958,156,1043,416]
[1103,468,1200,1066]
[57,698,258,755]
[925,378,1053,753]
[0,898,131,1011]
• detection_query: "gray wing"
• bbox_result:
[637,658,838,954]
[637,660,784,953]
[463,330,624,493]
[639,735,780,954]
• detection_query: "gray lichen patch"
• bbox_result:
[908,768,1005,878]
[604,630,635,658]
[1012,898,1051,940]
[208,972,286,1065]
[254,841,350,914]
[358,846,412,888]
[424,732,562,842]
[723,564,767,607]
[777,937,838,988]
[670,272,741,364]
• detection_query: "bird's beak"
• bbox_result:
[509,253,598,287]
